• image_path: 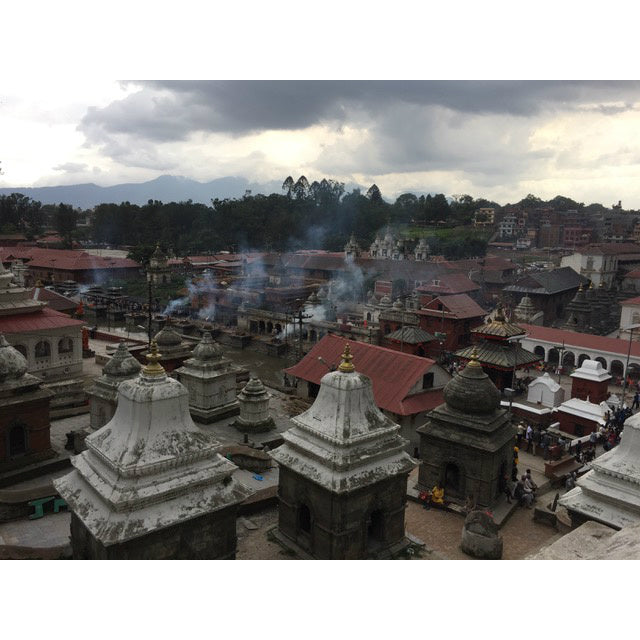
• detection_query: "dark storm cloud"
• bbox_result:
[80,80,640,144]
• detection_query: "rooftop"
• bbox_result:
[285,334,445,416]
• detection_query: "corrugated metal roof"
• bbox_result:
[284,334,439,415]
[504,267,588,295]
[0,307,85,333]
[455,342,541,369]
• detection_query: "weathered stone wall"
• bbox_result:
[69,505,239,560]
[277,467,409,559]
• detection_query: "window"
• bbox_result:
[35,341,50,358]
[422,372,434,389]
[58,337,73,354]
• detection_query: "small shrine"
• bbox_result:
[234,376,274,433]
[454,303,540,390]
[88,341,142,431]
[148,323,194,371]
[417,349,515,507]
[270,343,416,559]
[527,372,564,407]
[513,294,538,324]
[560,411,640,530]
[176,331,239,423]
[0,333,55,472]
[554,360,612,437]
[54,341,251,559]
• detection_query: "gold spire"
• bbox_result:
[143,340,165,376]
[589,281,594,289]
[578,283,583,291]
[494,302,506,323]
[338,342,355,373]
[467,346,481,368]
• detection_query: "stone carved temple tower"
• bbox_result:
[54,341,251,559]
[176,331,239,423]
[88,341,141,431]
[270,343,416,559]
[561,410,640,530]
[234,376,274,433]
[417,349,515,507]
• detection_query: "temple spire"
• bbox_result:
[143,340,165,376]
[338,342,355,373]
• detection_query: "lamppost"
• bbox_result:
[621,323,640,408]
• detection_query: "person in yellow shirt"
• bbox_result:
[431,482,444,505]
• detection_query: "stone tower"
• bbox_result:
[417,349,515,507]
[88,341,141,431]
[234,376,274,433]
[344,234,361,259]
[176,331,239,423]
[146,243,171,285]
[270,343,416,559]
[54,341,251,560]
[513,294,536,323]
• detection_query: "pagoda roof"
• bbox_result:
[455,341,541,370]
[472,306,526,339]
[386,326,436,344]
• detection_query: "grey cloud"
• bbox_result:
[80,80,640,144]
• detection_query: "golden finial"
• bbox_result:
[143,340,165,376]
[494,302,505,322]
[338,342,355,373]
[468,346,481,367]
[578,283,583,291]
[589,281,594,289]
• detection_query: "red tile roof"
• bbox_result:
[621,296,640,306]
[0,247,139,270]
[624,269,640,279]
[32,287,78,312]
[0,307,85,333]
[415,273,480,295]
[582,243,640,255]
[520,323,640,358]
[284,333,441,415]
[418,294,486,320]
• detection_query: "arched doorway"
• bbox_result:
[548,348,559,366]
[611,360,624,379]
[628,363,640,381]
[9,425,27,457]
[366,509,384,552]
[266,321,273,334]
[578,353,591,366]
[444,462,461,496]
[534,345,546,361]
[258,320,266,334]
[35,340,50,359]
[563,351,576,368]
[298,503,311,534]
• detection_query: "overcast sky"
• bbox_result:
[4,80,640,206]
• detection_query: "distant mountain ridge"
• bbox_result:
[0,175,287,208]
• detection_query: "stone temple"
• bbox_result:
[417,349,515,507]
[54,341,252,559]
[88,341,142,431]
[560,410,640,530]
[270,343,416,559]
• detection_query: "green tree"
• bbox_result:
[53,203,78,249]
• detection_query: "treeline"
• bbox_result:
[92,178,499,263]
[3,177,625,263]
